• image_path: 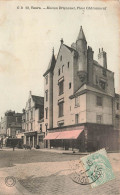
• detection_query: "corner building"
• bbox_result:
[44,26,120,151]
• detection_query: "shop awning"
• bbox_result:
[56,129,83,139]
[44,129,83,140]
[44,131,60,140]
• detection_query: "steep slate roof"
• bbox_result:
[32,95,44,106]
[63,44,77,52]
[77,26,86,41]
[43,52,56,77]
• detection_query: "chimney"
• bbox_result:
[98,48,107,68]
[60,38,64,45]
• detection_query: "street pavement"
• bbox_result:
[0,148,120,195]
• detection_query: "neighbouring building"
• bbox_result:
[114,93,120,130]
[43,26,120,151]
[23,91,45,148]
[0,110,22,138]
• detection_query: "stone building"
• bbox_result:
[44,26,120,151]
[0,110,22,138]
[23,91,45,148]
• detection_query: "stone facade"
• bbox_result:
[0,111,22,137]
[23,91,45,148]
[43,26,120,151]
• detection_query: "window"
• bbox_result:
[75,114,79,124]
[45,90,48,101]
[59,81,64,95]
[116,114,119,119]
[45,124,48,132]
[62,65,64,73]
[96,96,102,106]
[30,123,33,130]
[39,109,44,120]
[75,97,79,107]
[117,103,119,110]
[39,136,43,142]
[29,99,31,108]
[27,112,29,121]
[96,115,102,124]
[31,110,33,119]
[58,120,64,127]
[58,69,60,76]
[60,55,62,61]
[58,102,64,117]
[96,76,98,84]
[68,62,70,68]
[26,124,28,131]
[45,108,48,119]
[45,75,48,85]
[99,80,106,90]
[40,124,42,131]
[69,82,71,89]
[103,69,107,77]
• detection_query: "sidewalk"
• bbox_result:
[37,148,89,155]
[1,147,119,155]
[0,147,88,154]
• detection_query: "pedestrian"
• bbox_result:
[12,144,15,151]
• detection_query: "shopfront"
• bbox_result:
[44,128,85,151]
[24,131,37,148]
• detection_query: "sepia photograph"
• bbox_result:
[0,1,120,194]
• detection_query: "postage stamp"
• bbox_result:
[80,148,115,188]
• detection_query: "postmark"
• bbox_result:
[71,159,102,185]
[71,148,115,188]
[5,176,16,187]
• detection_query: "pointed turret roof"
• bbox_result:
[43,49,56,77]
[77,26,86,41]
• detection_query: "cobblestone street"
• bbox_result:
[0,149,120,195]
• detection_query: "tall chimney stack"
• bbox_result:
[98,48,107,68]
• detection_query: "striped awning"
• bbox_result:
[44,129,83,140]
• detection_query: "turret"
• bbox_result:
[73,26,87,85]
[76,26,87,73]
[98,48,107,68]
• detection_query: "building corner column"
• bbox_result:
[33,136,35,148]
[24,135,26,144]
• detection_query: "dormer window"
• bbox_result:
[103,69,107,77]
[99,80,106,90]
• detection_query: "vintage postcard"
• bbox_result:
[0,0,120,195]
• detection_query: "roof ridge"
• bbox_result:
[63,44,77,52]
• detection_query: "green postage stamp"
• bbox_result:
[80,148,115,188]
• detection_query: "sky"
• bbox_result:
[0,1,119,117]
